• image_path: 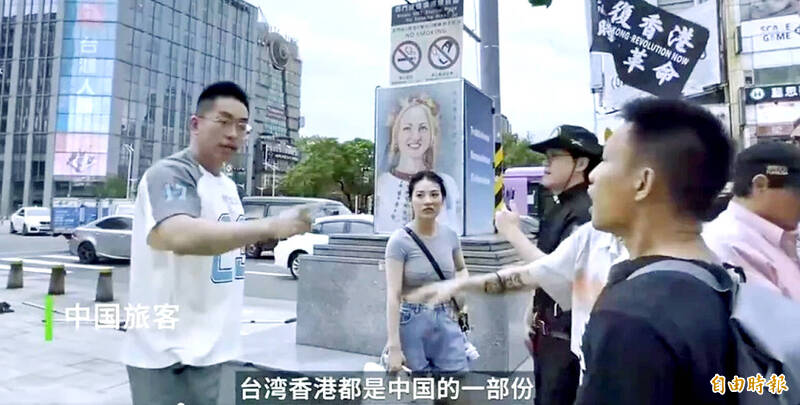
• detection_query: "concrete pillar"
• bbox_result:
[0,0,26,217]
[6,261,23,289]
[479,0,501,115]
[95,268,113,302]
[48,264,66,295]
[42,12,64,206]
[724,0,746,150]
[22,2,45,206]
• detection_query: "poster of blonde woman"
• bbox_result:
[375,80,464,234]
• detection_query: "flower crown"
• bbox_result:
[388,94,440,126]
[406,95,439,116]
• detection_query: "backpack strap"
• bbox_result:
[626,259,734,293]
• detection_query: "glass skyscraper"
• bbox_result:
[0,0,302,216]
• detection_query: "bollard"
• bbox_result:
[6,261,23,289]
[95,268,113,302]
[48,265,66,295]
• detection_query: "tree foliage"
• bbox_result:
[281,137,374,211]
[502,132,545,168]
[94,176,128,198]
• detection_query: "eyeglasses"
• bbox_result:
[197,115,252,136]
[545,152,573,161]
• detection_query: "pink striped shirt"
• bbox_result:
[703,201,800,302]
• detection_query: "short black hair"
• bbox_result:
[196,81,249,114]
[732,141,800,197]
[408,170,447,200]
[732,176,753,197]
[621,98,733,221]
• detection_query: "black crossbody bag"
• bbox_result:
[403,226,471,333]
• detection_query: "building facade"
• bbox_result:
[726,0,800,146]
[251,27,302,197]
[0,0,301,216]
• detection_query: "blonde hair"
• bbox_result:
[387,95,440,172]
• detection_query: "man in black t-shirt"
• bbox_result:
[526,125,601,405]
[577,98,737,405]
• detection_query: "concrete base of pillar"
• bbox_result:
[6,261,23,289]
[296,233,533,372]
[48,265,65,295]
[95,269,113,302]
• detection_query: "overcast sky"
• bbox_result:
[250,0,595,143]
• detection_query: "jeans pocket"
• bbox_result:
[399,307,414,325]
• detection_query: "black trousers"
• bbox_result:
[531,333,580,405]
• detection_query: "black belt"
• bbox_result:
[532,319,571,341]
[532,302,570,341]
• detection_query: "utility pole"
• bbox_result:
[403,0,501,113]
[264,146,277,197]
[123,144,134,200]
[480,0,501,117]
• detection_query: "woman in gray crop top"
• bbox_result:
[383,171,470,373]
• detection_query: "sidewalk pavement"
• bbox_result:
[0,262,379,405]
[1,262,534,405]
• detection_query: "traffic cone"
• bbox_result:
[48,265,65,295]
[95,268,113,302]
[6,261,23,289]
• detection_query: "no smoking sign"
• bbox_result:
[393,41,422,73]
[428,36,460,70]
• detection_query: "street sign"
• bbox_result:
[740,14,800,54]
[746,84,800,104]
[390,0,463,85]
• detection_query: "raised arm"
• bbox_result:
[148,211,311,256]
[495,205,545,264]
[406,224,586,307]
[140,161,311,256]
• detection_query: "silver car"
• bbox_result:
[68,215,133,264]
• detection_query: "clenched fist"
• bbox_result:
[269,204,315,239]
[495,204,521,239]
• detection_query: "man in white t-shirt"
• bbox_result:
[406,206,628,379]
[123,81,311,405]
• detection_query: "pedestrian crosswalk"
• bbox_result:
[39,254,81,262]
[0,257,115,271]
[0,253,126,275]
[0,263,72,274]
[0,252,294,279]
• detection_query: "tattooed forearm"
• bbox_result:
[502,273,526,290]
[484,278,504,294]
[483,272,527,294]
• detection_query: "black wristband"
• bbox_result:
[494,272,506,292]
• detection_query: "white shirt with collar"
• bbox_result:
[528,222,628,373]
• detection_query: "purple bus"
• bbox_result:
[502,166,555,219]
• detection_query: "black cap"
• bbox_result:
[735,142,800,190]
[529,125,602,159]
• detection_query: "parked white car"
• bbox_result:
[274,214,373,279]
[10,206,51,235]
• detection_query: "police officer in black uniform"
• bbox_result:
[526,125,602,405]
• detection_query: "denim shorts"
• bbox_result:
[399,301,468,373]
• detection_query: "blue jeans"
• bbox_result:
[399,302,468,372]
